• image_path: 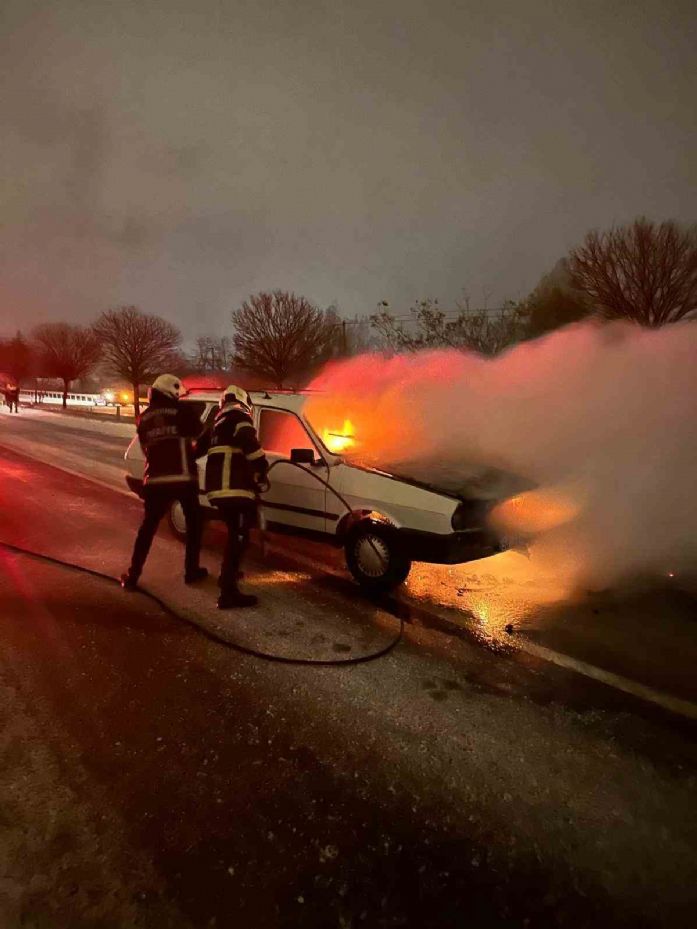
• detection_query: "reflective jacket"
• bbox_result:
[205,403,268,503]
[137,390,204,487]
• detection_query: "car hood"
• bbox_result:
[351,457,535,502]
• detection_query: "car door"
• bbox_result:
[256,407,330,534]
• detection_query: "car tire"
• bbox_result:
[167,499,188,541]
[344,520,411,594]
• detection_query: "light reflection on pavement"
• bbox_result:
[384,551,575,645]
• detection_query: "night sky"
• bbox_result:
[1,0,694,342]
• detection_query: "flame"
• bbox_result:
[307,351,465,463]
[322,419,356,454]
[472,599,490,624]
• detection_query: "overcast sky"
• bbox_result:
[1,0,694,343]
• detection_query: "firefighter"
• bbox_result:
[205,384,269,609]
[121,374,209,590]
[5,383,19,413]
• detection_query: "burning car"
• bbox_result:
[124,390,526,593]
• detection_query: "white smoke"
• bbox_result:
[307,319,697,588]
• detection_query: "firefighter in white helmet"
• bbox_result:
[205,385,269,608]
[121,374,209,590]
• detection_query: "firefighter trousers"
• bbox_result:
[214,501,257,594]
[129,483,202,580]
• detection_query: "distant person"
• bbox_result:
[120,374,208,591]
[205,385,269,609]
[5,383,19,413]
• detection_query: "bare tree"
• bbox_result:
[371,298,523,356]
[32,323,102,408]
[232,291,339,387]
[192,335,233,372]
[569,218,697,326]
[94,306,182,416]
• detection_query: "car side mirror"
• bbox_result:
[290,447,315,465]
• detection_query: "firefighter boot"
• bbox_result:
[217,588,258,609]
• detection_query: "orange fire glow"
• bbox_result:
[489,487,582,535]
[322,419,356,454]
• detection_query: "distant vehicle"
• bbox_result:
[99,389,133,407]
[124,390,526,593]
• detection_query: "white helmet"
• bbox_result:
[220,384,252,411]
[150,373,183,401]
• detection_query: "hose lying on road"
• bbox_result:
[0,540,403,667]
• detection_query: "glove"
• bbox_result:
[256,478,270,494]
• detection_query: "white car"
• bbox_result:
[124,390,524,593]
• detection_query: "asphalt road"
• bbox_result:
[3,405,696,705]
[0,410,696,927]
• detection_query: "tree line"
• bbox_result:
[372,217,697,354]
[2,217,695,409]
[0,297,345,416]
[0,308,181,416]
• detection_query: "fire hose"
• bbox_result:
[0,459,402,665]
[0,538,403,666]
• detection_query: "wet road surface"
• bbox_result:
[4,406,694,709]
[1,416,697,927]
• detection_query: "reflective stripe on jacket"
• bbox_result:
[137,391,203,486]
[205,404,268,502]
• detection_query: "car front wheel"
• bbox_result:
[344,521,412,594]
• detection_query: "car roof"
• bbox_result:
[253,391,308,413]
[182,389,309,414]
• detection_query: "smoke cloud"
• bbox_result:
[307,320,697,588]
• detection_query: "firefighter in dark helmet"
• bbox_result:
[205,384,269,609]
[121,374,209,590]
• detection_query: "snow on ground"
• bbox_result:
[0,404,136,438]
[0,405,133,492]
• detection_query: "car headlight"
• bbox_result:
[451,500,491,531]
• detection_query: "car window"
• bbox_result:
[258,409,315,457]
